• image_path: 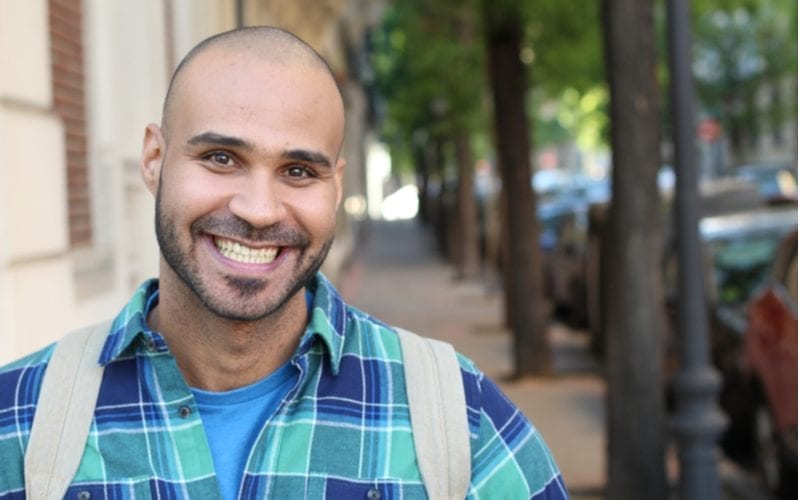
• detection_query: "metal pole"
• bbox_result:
[666,1,727,499]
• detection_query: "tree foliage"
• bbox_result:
[652,0,796,158]
[521,0,605,93]
[691,0,797,152]
[373,0,609,164]
[372,0,487,173]
[374,0,794,165]
[520,1,608,150]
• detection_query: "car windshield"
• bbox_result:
[702,206,797,309]
[711,235,782,307]
[735,164,798,200]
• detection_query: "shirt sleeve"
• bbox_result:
[465,371,568,499]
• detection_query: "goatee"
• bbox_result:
[154,183,333,322]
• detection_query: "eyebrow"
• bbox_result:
[187,131,255,151]
[284,149,332,168]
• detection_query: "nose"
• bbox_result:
[227,173,287,229]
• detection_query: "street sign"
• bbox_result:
[698,118,721,143]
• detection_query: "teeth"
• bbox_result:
[214,238,278,264]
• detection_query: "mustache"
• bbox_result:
[191,214,310,247]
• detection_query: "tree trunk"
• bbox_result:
[415,141,431,225]
[484,4,550,376]
[432,138,450,256]
[454,132,481,280]
[601,0,668,498]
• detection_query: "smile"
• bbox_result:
[213,237,279,264]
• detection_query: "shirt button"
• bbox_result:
[145,338,157,351]
[366,488,381,500]
[76,491,91,500]
[178,406,192,418]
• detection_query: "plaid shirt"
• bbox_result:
[0,274,566,499]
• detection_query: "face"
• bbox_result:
[141,49,345,321]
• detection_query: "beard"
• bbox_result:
[155,184,333,322]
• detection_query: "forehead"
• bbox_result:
[168,48,345,154]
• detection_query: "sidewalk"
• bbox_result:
[339,219,776,500]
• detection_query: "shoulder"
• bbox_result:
[466,370,566,498]
[0,343,56,409]
[450,352,565,497]
[0,344,56,496]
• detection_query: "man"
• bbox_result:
[0,27,566,499]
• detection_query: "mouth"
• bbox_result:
[212,236,280,265]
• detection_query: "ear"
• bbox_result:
[141,124,165,196]
[333,158,346,208]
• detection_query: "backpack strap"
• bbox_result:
[396,327,471,499]
[25,320,111,500]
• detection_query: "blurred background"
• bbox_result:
[0,0,795,498]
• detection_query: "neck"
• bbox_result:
[148,270,308,392]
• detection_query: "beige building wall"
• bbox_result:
[0,0,70,361]
[171,0,237,65]
[0,0,381,364]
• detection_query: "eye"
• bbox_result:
[203,151,235,168]
[286,165,315,178]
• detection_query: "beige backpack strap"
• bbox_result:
[396,327,471,500]
[25,320,111,500]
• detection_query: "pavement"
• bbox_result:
[339,219,777,500]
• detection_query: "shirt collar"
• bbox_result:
[99,273,348,374]
[302,273,347,375]
[99,279,159,364]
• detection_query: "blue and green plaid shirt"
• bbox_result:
[0,273,566,499]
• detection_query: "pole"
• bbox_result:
[666,1,727,499]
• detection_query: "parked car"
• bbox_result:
[659,207,796,500]
[733,162,797,205]
[537,174,609,326]
[660,203,796,374]
[584,175,767,355]
[737,230,797,498]
[575,172,797,492]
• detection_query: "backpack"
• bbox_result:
[24,322,471,500]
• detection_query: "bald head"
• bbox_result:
[161,26,341,138]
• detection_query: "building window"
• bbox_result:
[49,0,91,246]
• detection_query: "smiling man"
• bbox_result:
[0,27,566,499]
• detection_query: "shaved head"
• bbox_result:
[161,26,341,139]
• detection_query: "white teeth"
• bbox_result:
[214,238,278,264]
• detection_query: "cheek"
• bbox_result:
[161,168,230,218]
[286,187,340,236]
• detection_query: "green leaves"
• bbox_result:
[372,0,794,164]
[689,0,796,153]
[372,0,487,173]
[373,0,608,163]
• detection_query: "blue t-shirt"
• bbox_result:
[178,290,311,499]
[191,363,298,500]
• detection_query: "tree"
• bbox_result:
[521,0,608,152]
[376,0,612,377]
[372,0,484,280]
[601,0,668,498]
[691,0,797,163]
[483,0,551,376]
